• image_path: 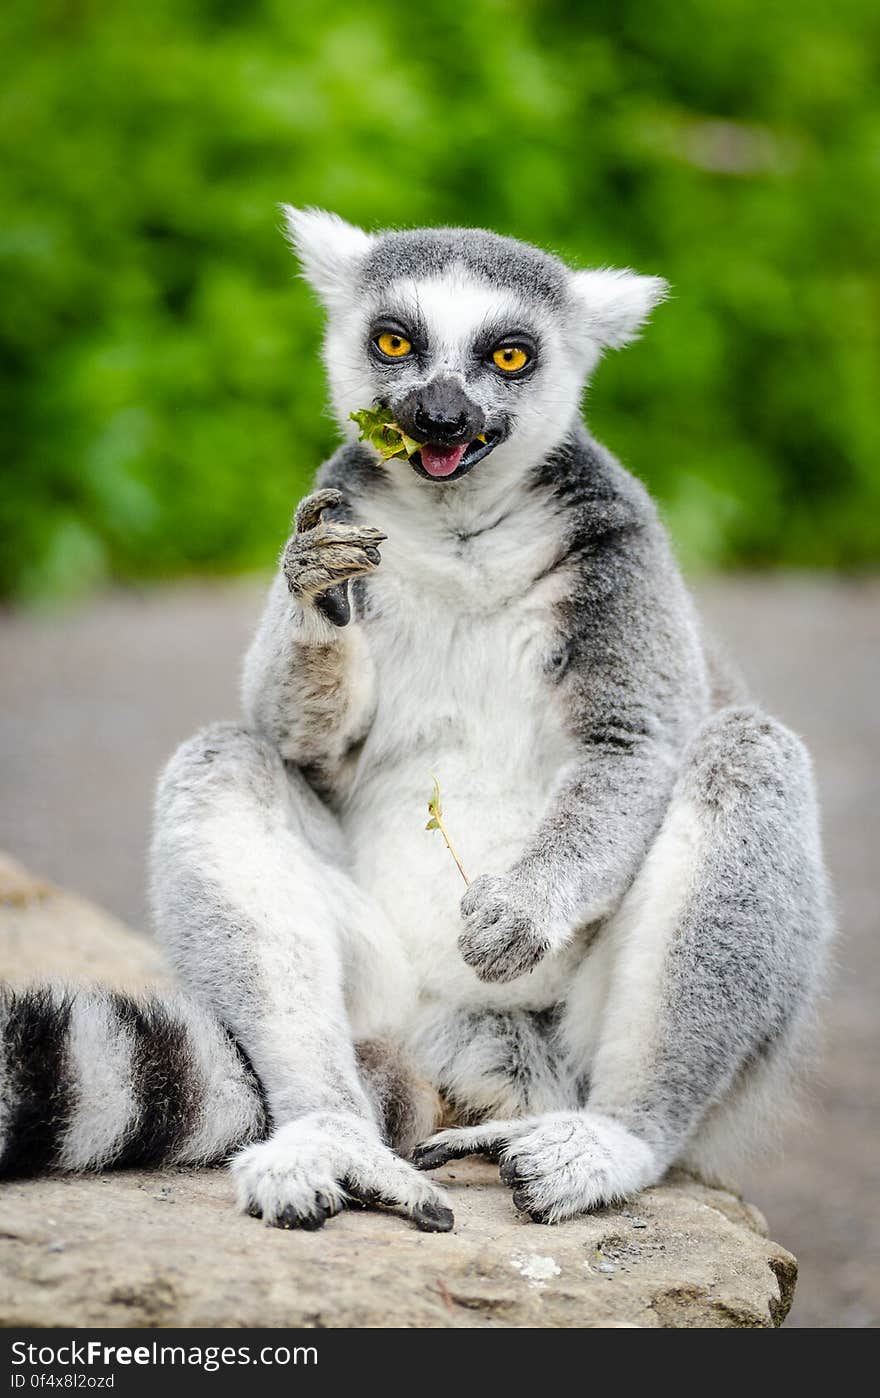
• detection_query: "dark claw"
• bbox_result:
[245,1200,262,1219]
[296,1211,329,1232]
[274,1200,330,1232]
[499,1158,521,1187]
[412,1201,455,1233]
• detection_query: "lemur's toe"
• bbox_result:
[341,1176,377,1208]
[499,1156,522,1186]
[411,1200,455,1233]
[511,1187,552,1223]
[411,1142,454,1170]
[274,1199,332,1231]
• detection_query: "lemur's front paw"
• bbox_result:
[284,489,386,620]
[458,874,551,982]
[413,1111,659,1224]
[232,1111,453,1234]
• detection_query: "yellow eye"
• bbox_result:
[376,331,412,358]
[492,345,529,372]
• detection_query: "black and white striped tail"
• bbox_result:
[0,986,268,1178]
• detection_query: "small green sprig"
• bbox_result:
[350,406,423,461]
[425,775,470,886]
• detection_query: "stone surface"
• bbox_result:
[0,1162,795,1329]
[0,855,796,1328]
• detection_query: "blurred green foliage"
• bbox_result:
[2,0,880,601]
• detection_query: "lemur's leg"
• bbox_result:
[414,706,832,1222]
[152,721,451,1232]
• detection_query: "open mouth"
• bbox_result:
[410,433,499,482]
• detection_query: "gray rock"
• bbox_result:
[0,856,797,1328]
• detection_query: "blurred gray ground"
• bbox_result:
[0,574,877,1328]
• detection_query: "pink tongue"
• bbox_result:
[420,443,467,478]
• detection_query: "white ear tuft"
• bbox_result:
[280,206,374,306]
[570,268,669,349]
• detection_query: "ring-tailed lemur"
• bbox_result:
[0,211,832,1234]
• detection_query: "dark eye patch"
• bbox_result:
[471,322,539,374]
[367,310,428,361]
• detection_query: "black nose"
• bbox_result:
[398,376,485,446]
[414,404,468,440]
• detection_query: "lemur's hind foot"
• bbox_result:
[232,1043,449,1233]
[414,1111,657,1224]
[232,1112,453,1233]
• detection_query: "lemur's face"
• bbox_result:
[351,270,552,482]
[282,210,667,486]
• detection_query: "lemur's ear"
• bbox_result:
[570,268,669,349]
[280,206,374,307]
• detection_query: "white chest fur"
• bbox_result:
[338,476,584,1012]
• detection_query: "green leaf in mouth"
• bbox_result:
[349,406,423,460]
[350,407,489,462]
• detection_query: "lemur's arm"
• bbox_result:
[460,469,709,982]
[242,486,382,787]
